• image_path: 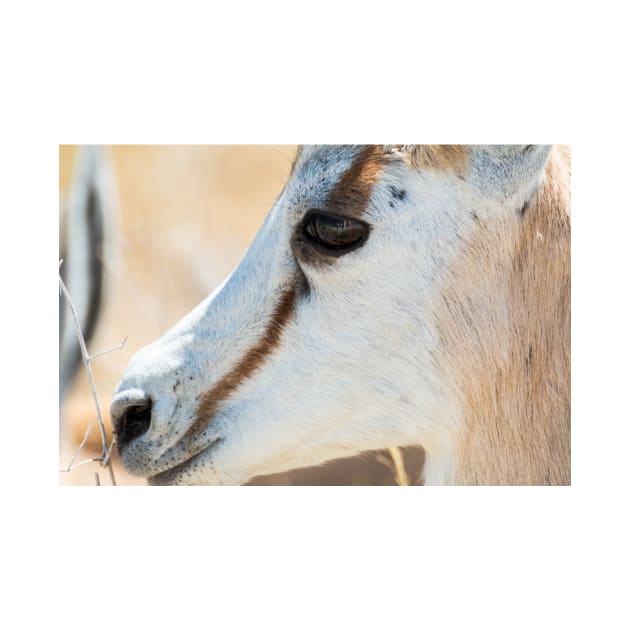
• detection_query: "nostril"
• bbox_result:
[115,401,152,449]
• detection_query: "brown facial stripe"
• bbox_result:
[184,283,299,443]
[325,145,390,218]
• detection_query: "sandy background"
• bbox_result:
[59,145,423,485]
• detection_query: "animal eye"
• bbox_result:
[302,211,369,252]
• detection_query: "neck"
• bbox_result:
[434,147,570,485]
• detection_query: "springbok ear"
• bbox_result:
[469,144,552,202]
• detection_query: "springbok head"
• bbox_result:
[112,145,570,485]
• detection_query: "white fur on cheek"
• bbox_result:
[113,145,553,485]
[192,164,471,483]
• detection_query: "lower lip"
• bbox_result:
[148,437,221,485]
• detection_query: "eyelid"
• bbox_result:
[301,209,369,226]
[296,210,370,257]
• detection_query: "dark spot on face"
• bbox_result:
[519,199,531,218]
[471,211,479,221]
[387,185,407,202]
[389,201,394,208]
[296,268,311,298]
[526,344,533,368]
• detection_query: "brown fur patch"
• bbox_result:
[184,283,299,443]
[325,145,389,217]
[399,145,469,177]
[436,146,570,484]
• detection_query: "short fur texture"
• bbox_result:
[111,145,570,485]
[187,283,299,442]
[437,146,570,484]
[399,144,469,177]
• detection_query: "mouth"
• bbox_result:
[147,437,222,485]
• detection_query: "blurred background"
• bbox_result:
[59,145,424,485]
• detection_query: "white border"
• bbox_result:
[3,1,630,628]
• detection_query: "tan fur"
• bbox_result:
[436,146,570,484]
[400,145,469,177]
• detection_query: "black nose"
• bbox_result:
[112,395,153,450]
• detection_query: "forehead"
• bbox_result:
[284,145,392,217]
[289,143,470,191]
[291,145,368,189]
[280,145,472,223]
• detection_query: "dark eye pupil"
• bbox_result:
[304,213,367,251]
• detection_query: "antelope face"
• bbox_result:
[111,145,552,484]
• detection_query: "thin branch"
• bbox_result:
[376,448,411,486]
[59,260,120,485]
[64,416,96,470]
[59,452,117,486]
[375,453,397,476]
[59,271,109,458]
[107,458,117,486]
[59,457,103,472]
[89,336,128,361]
[94,472,101,486]
[103,437,117,485]
[102,436,116,468]
[388,447,410,486]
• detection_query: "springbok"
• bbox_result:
[111,145,570,485]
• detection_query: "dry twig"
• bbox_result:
[388,447,410,486]
[376,447,411,486]
[59,260,126,485]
